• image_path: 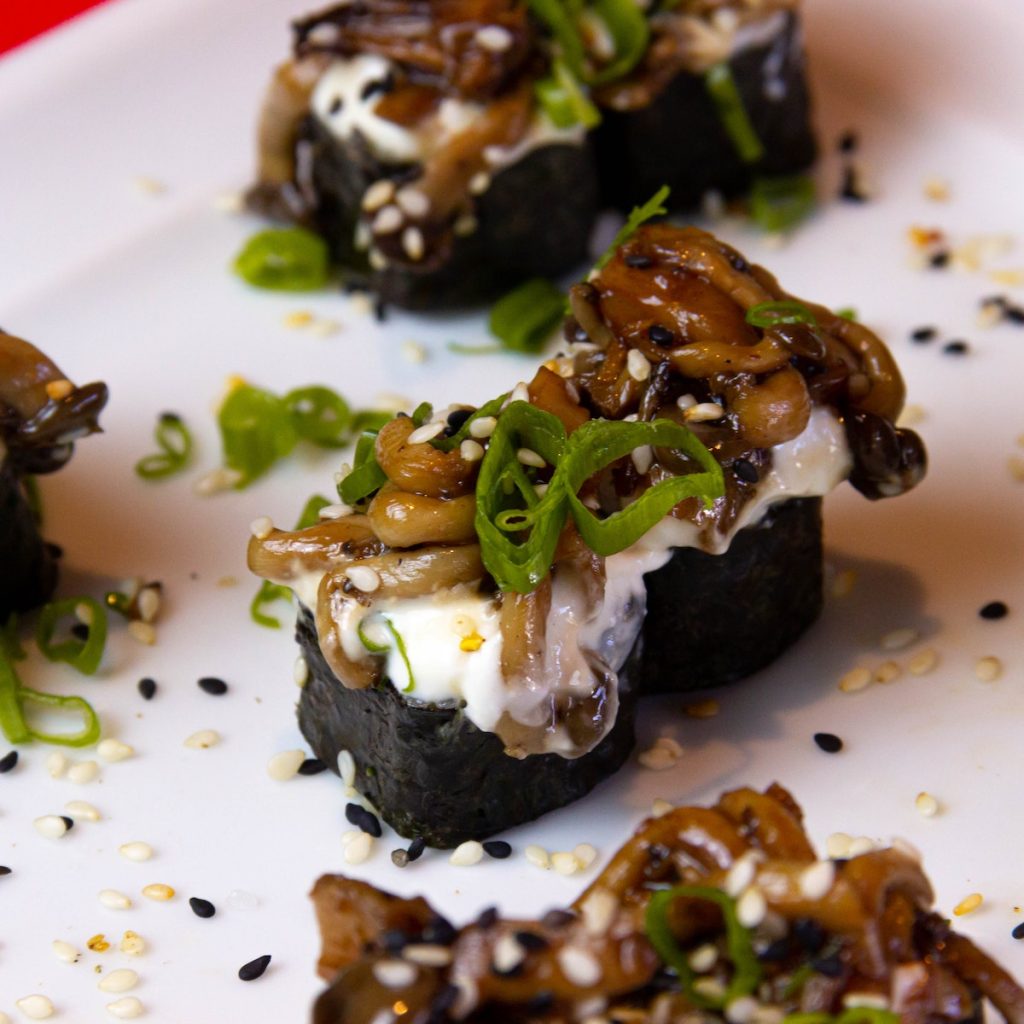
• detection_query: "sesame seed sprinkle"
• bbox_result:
[0,750,18,773]
[373,958,417,989]
[189,896,216,918]
[198,676,229,696]
[68,759,100,784]
[975,655,1003,682]
[626,348,651,382]
[267,750,307,781]
[184,729,220,749]
[141,883,175,901]
[483,840,512,859]
[238,954,272,981]
[557,946,602,987]
[98,969,139,993]
[402,226,425,261]
[362,179,395,212]
[346,565,382,592]
[915,791,939,817]
[813,732,843,753]
[407,421,445,445]
[137,677,157,700]
[450,840,484,866]
[35,815,73,839]
[119,841,154,862]
[15,995,54,1020]
[980,600,1009,620]
[372,204,403,234]
[345,802,383,837]
[106,997,144,1019]
[98,738,134,762]
[99,889,133,910]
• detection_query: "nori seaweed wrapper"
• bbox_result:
[296,608,639,848]
[295,117,599,310]
[641,497,822,693]
[0,461,59,621]
[595,12,816,211]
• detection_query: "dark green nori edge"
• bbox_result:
[296,608,639,848]
[640,497,823,693]
[594,13,816,211]
[0,462,59,621]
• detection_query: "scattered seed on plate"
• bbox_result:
[106,997,144,1019]
[551,851,580,876]
[943,339,969,356]
[954,893,983,916]
[98,739,134,763]
[52,939,81,963]
[910,326,937,343]
[128,620,157,645]
[99,889,132,910]
[345,803,382,837]
[35,815,73,839]
[1013,922,1024,941]
[142,883,175,901]
[184,729,220,749]
[874,660,901,684]
[120,931,146,956]
[15,995,54,1020]
[68,760,100,784]
[119,842,154,863]
[406,836,426,863]
[483,840,512,860]
[450,841,484,867]
[46,751,69,778]
[975,656,1003,682]
[651,798,673,818]
[0,749,17,773]
[525,845,550,870]
[198,676,228,696]
[298,757,327,776]
[638,736,683,771]
[881,627,918,651]
[267,749,306,781]
[343,831,373,865]
[908,648,939,675]
[65,800,101,822]
[839,667,872,693]
[98,968,138,993]
[0,865,11,876]
[137,677,157,700]
[227,889,260,911]
[87,934,111,952]
[915,792,940,817]
[239,954,272,981]
[979,600,1008,620]
[814,732,843,753]
[189,897,216,919]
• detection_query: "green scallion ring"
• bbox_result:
[745,300,818,328]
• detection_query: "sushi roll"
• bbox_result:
[309,783,1024,1022]
[246,0,600,310]
[586,0,817,211]
[248,224,924,845]
[0,331,108,621]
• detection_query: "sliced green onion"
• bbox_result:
[431,393,509,453]
[0,647,30,743]
[349,409,393,434]
[489,278,567,354]
[746,301,818,328]
[536,59,602,129]
[233,227,329,292]
[218,383,298,488]
[357,616,415,693]
[587,0,650,85]
[36,598,107,676]
[357,617,391,654]
[2,613,25,661]
[338,429,389,505]
[411,402,433,427]
[705,63,765,164]
[836,307,857,321]
[528,0,587,76]
[135,412,193,480]
[750,175,816,234]
[295,494,331,529]
[644,884,761,1009]
[284,386,351,448]
[592,185,671,273]
[782,1013,899,1024]
[446,341,504,356]
[16,687,101,748]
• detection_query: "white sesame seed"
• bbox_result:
[524,844,550,869]
[798,860,835,901]
[874,660,901,684]
[119,931,146,956]
[975,655,1003,682]
[368,248,388,271]
[133,176,166,195]
[193,467,242,496]
[373,959,417,989]
[684,402,725,423]
[574,843,597,868]
[344,831,373,865]
[99,969,139,993]
[881,627,918,651]
[402,226,425,261]
[401,340,428,364]
[676,393,697,411]
[337,749,356,788]
[826,832,853,858]
[267,749,306,781]
[493,932,526,974]
[128,620,157,645]
[631,444,653,475]
[688,943,718,973]
[626,348,651,382]
[469,172,491,195]
[908,648,939,675]
[362,179,396,212]
[396,188,431,218]
[68,760,100,784]
[580,888,617,936]
[34,815,70,839]
[184,729,220,749]
[475,24,514,51]
[838,666,872,693]
[638,736,683,771]
[346,565,382,592]
[64,799,101,822]
[318,502,354,520]
[736,886,767,928]
[309,317,341,338]
[726,996,760,1024]
[294,656,309,688]
[516,448,546,468]
[842,993,891,1011]
[98,739,134,763]
[250,516,274,540]
[372,204,404,234]
[459,439,484,462]
[99,889,133,910]
[725,851,760,897]
[450,840,484,866]
[915,791,939,818]
[651,798,673,818]
[106,997,144,1019]
[142,883,175,902]
[557,946,602,988]
[403,944,453,968]
[469,416,497,438]
[953,892,983,916]
[511,382,531,404]
[694,978,727,1001]
[551,851,580,875]
[46,751,68,778]
[119,842,154,863]
[15,996,54,1020]
[52,939,81,963]
[213,191,245,213]
[406,421,445,445]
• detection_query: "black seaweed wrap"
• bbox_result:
[296,608,639,848]
[0,462,59,620]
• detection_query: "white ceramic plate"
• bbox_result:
[2,0,1024,1019]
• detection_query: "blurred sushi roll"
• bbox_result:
[247,1,600,310]
[0,331,107,621]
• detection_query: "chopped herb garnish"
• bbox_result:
[338,430,389,505]
[446,341,504,356]
[836,307,857,321]
[135,412,193,480]
[36,598,107,676]
[233,228,329,291]
[746,301,818,328]
[411,402,433,427]
[219,383,298,488]
[536,59,601,129]
[749,175,816,234]
[489,279,567,354]
[357,615,415,693]
[704,63,765,164]
[593,185,671,273]
[284,386,351,448]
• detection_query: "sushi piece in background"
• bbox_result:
[0,331,107,621]
[248,224,924,847]
[246,0,600,310]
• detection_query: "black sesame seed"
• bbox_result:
[733,459,759,484]
[1006,306,1024,325]
[979,600,1008,620]
[238,954,272,981]
[929,250,950,269]
[491,956,524,979]
[1013,922,1024,940]
[624,254,652,269]
[758,937,792,962]
[406,836,426,862]
[839,166,868,203]
[475,906,499,930]
[525,991,555,1013]
[482,840,512,860]
[391,849,410,868]
[0,750,18,773]
[813,732,843,754]
[514,930,548,951]
[0,865,10,876]
[345,802,382,838]
[137,677,157,700]
[647,324,675,347]
[71,622,90,641]
[189,897,216,919]
[328,95,343,115]
[197,676,228,696]
[423,915,458,946]
[793,917,827,953]
[910,326,937,343]
[446,408,473,434]
[942,339,969,355]
[540,908,576,929]
[297,758,327,776]
[374,298,388,323]
[838,130,859,154]
[60,816,74,831]
[812,952,845,977]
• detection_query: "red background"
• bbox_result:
[1,1,109,56]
